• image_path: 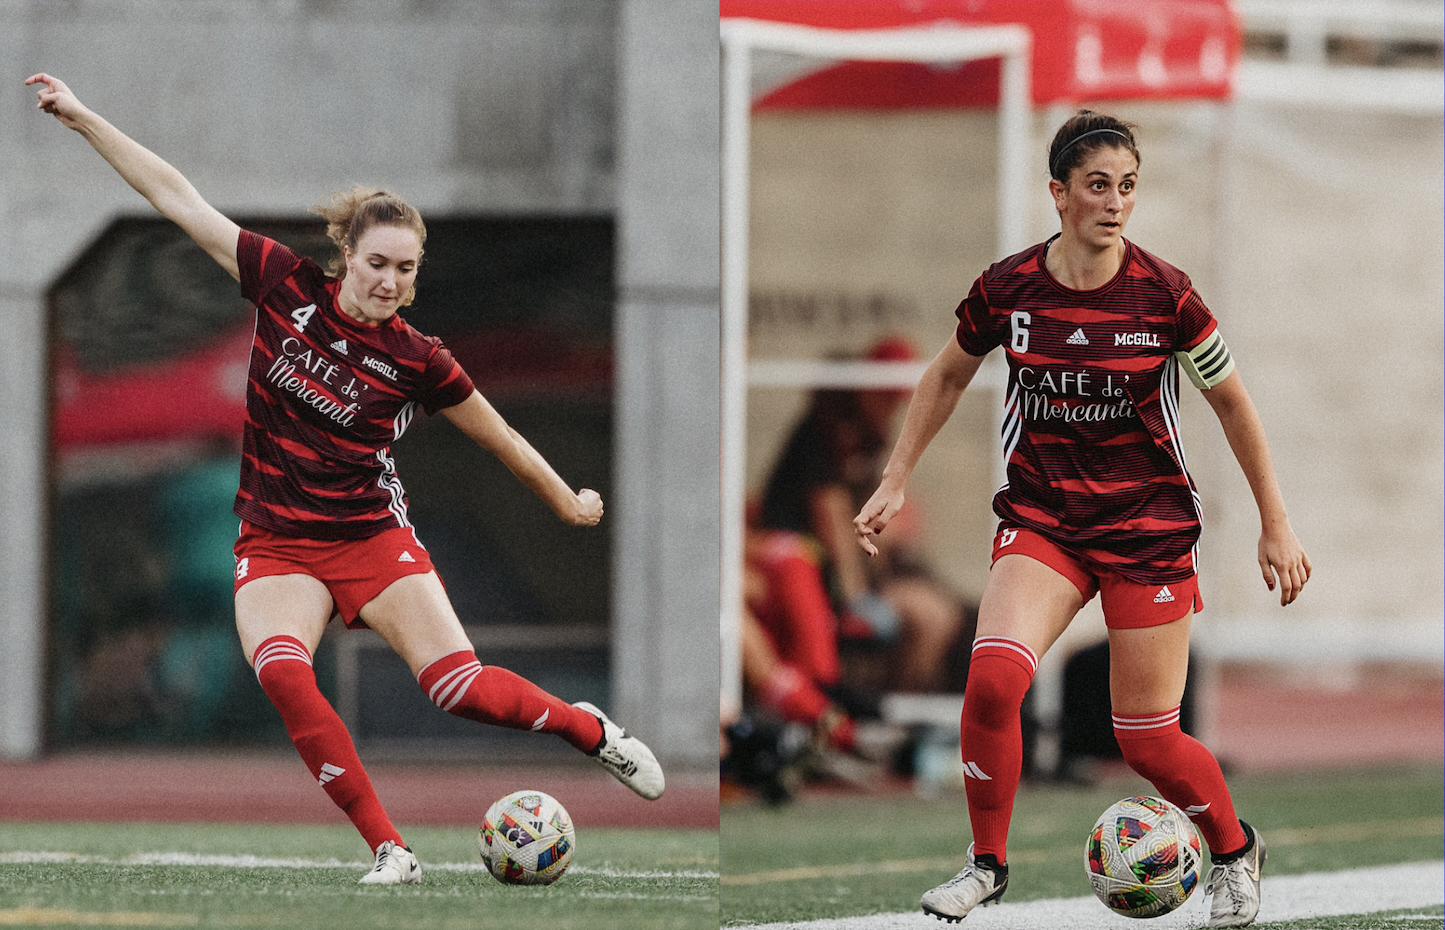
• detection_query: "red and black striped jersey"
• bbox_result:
[955,236,1221,583]
[234,231,475,540]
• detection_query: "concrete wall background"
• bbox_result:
[1,0,720,766]
[613,0,721,769]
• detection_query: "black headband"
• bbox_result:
[1050,128,1133,178]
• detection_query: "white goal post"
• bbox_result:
[719,18,1033,714]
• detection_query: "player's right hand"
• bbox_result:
[853,485,903,557]
[25,73,88,130]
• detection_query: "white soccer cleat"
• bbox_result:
[920,843,1008,922]
[574,701,665,800]
[1204,822,1265,927]
[358,840,422,885]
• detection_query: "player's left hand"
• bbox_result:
[1258,520,1311,606]
[568,488,603,527]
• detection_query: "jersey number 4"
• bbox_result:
[291,304,318,333]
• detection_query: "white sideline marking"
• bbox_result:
[735,861,1445,929]
[0,851,717,880]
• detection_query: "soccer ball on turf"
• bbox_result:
[1085,795,1203,918]
[479,789,575,886]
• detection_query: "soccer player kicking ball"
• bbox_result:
[853,111,1310,928]
[29,73,663,885]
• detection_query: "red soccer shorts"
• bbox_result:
[233,521,438,628]
[990,525,1201,629]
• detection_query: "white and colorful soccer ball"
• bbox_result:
[479,790,575,886]
[1085,795,1203,918]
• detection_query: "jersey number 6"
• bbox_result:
[1010,311,1031,354]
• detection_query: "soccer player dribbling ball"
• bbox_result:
[852,111,1311,928]
[28,73,664,885]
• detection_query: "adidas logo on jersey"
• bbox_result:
[330,339,349,355]
[318,762,346,785]
[1153,586,1175,604]
[1066,328,1089,345]
[398,551,416,563]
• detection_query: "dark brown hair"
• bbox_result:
[313,186,427,306]
[1047,110,1141,183]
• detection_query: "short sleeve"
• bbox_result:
[417,344,477,414]
[953,275,1000,357]
[237,230,304,307]
[1175,285,1218,352]
[1173,285,1235,389]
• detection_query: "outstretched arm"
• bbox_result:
[439,391,603,526]
[853,337,983,555]
[27,73,240,280]
[1201,370,1312,605]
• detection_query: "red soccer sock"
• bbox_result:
[758,537,842,685]
[253,636,401,853]
[417,651,604,753]
[756,662,857,752]
[959,637,1038,863]
[757,663,830,723]
[1113,708,1248,855]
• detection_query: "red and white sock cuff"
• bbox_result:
[1112,706,1182,739]
[417,651,483,712]
[971,636,1039,677]
[253,636,313,678]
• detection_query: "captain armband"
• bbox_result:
[1174,329,1236,390]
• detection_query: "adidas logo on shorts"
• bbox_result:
[1153,585,1175,604]
[398,551,415,563]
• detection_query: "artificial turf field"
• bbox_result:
[721,764,1444,928]
[0,822,718,929]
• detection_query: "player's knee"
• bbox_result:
[253,636,317,694]
[416,650,484,713]
[962,653,1033,729]
[1113,709,1188,782]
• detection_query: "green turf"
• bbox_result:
[1255,904,1443,929]
[720,764,1444,926]
[0,821,719,929]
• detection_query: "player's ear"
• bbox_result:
[1049,178,1067,212]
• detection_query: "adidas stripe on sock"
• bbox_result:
[416,650,603,752]
[1112,706,1247,855]
[959,636,1038,862]
[252,635,402,852]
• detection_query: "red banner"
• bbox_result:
[722,0,1239,108]
[52,324,253,450]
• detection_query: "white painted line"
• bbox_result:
[735,861,1444,929]
[0,851,717,880]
